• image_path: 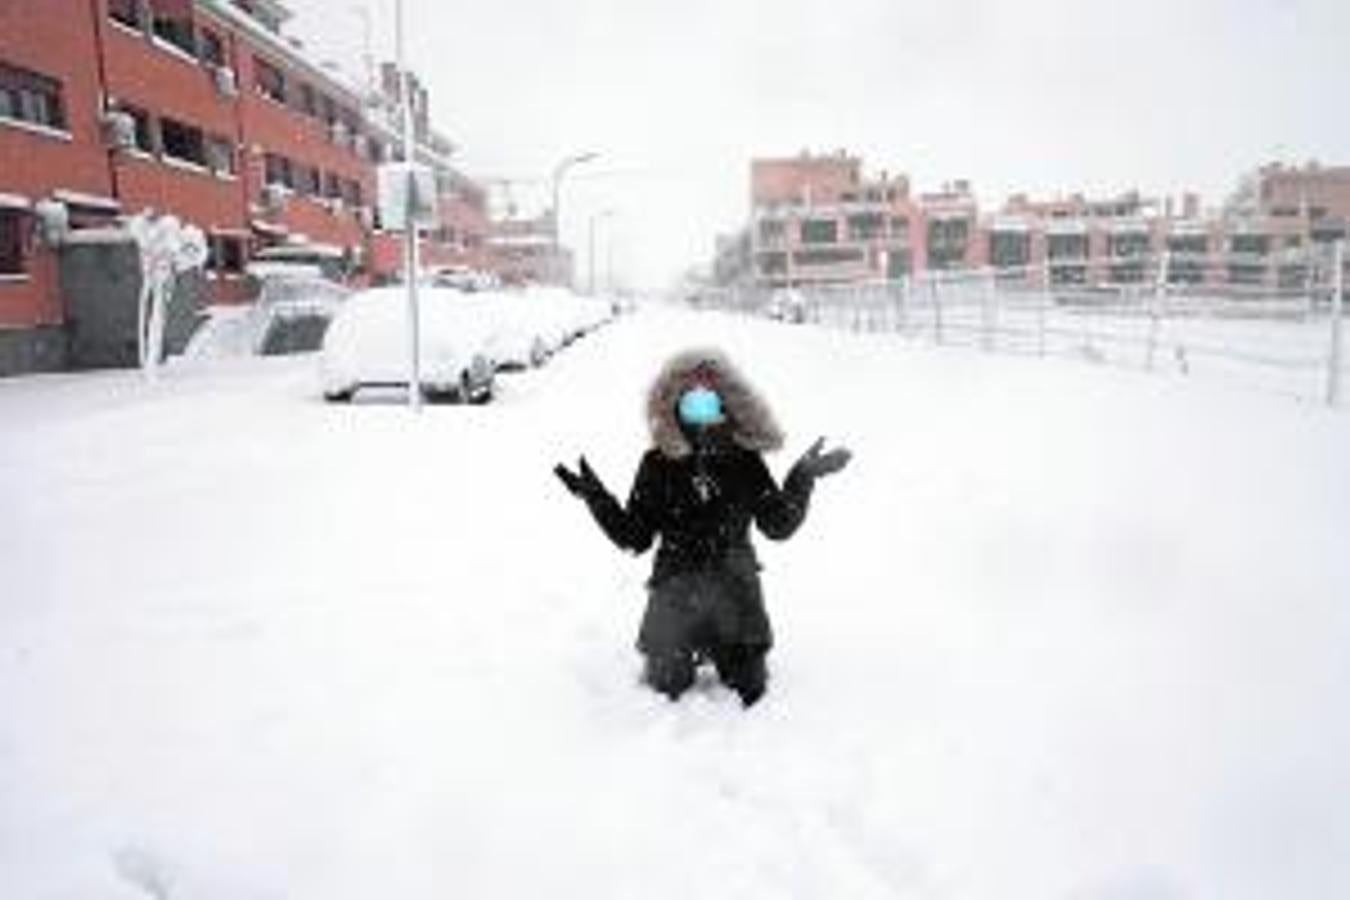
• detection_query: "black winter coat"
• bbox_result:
[583,433,813,652]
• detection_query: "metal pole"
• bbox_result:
[396,0,421,412]
[1038,262,1049,358]
[606,230,615,295]
[1329,239,1345,408]
[551,170,562,285]
[982,266,996,352]
[587,213,596,296]
[932,273,944,345]
[1147,250,1169,371]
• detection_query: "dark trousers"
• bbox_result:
[643,644,768,706]
[638,567,773,706]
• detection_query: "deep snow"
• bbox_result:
[2,306,1349,899]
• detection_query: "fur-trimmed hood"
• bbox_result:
[646,348,784,459]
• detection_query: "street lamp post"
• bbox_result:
[395,0,421,412]
[550,151,598,286]
[587,208,614,296]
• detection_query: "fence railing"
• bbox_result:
[697,242,1348,408]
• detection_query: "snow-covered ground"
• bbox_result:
[2,306,1349,899]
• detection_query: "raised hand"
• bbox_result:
[554,456,604,499]
[793,437,852,480]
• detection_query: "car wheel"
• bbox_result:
[420,384,455,404]
[529,337,549,368]
[324,387,355,403]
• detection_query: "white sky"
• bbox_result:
[284,0,1350,289]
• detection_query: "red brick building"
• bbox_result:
[748,151,923,288]
[729,151,1349,292]
[1,0,493,374]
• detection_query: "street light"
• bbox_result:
[588,208,615,296]
[550,151,598,286]
[395,0,421,411]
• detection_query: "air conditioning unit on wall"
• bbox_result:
[263,183,290,211]
[33,199,69,246]
[212,66,238,98]
[100,110,136,150]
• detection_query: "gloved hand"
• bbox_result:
[554,456,605,501]
[792,437,852,480]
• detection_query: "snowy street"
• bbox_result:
[3,306,1350,898]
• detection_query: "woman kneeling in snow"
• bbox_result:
[555,348,850,706]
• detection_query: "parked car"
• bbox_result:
[248,263,351,355]
[183,264,349,359]
[320,286,497,403]
[430,266,503,293]
[767,288,807,323]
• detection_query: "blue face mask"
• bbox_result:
[678,387,724,427]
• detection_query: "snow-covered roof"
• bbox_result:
[61,228,137,245]
[250,218,289,236]
[257,242,346,260]
[0,193,32,211]
[52,190,120,212]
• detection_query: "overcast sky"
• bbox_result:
[284,0,1350,289]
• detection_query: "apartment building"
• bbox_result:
[487,212,572,287]
[995,166,1349,289]
[748,151,922,289]
[724,151,1349,293]
[0,0,492,374]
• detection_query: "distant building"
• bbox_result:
[720,150,1350,294]
[488,212,571,286]
[746,150,921,289]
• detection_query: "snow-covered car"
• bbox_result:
[767,288,807,323]
[184,266,350,359]
[465,287,613,370]
[320,286,497,403]
[430,266,504,293]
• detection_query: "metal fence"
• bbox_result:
[698,241,1348,409]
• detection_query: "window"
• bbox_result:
[294,163,321,196]
[1228,262,1266,285]
[159,116,206,166]
[297,82,318,117]
[794,247,864,266]
[800,219,837,244]
[264,152,293,187]
[114,102,156,153]
[368,140,385,164]
[1047,233,1088,259]
[0,63,66,130]
[324,171,343,199]
[889,216,909,240]
[846,212,883,241]
[757,219,785,244]
[1167,235,1208,256]
[150,0,196,56]
[205,134,235,175]
[1230,234,1270,256]
[199,28,226,67]
[208,235,245,274]
[109,0,142,30]
[758,252,787,276]
[254,56,286,103]
[0,209,27,276]
[926,218,970,269]
[990,232,1030,268]
[1107,232,1150,258]
[320,94,337,125]
[342,178,363,207]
